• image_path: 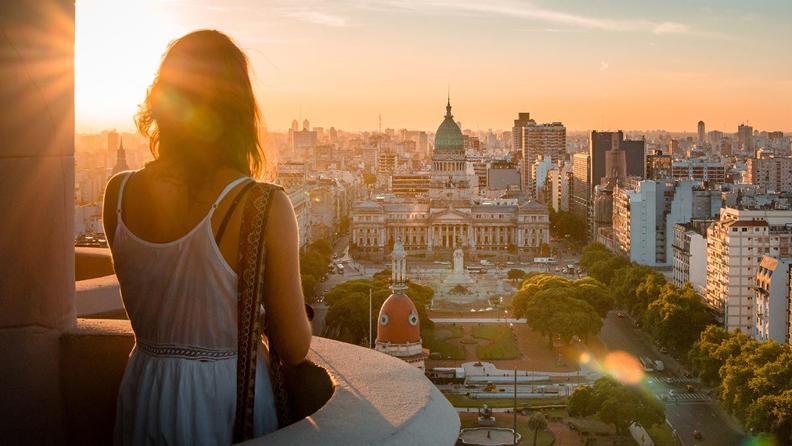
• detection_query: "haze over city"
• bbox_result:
[76,0,792,133]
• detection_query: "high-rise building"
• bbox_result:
[589,131,645,191]
[738,124,754,152]
[612,180,716,267]
[547,161,571,213]
[511,112,532,156]
[571,152,590,220]
[753,256,791,343]
[697,121,706,145]
[706,208,792,333]
[745,154,792,193]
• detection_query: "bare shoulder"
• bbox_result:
[265,188,297,238]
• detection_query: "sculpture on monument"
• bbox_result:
[453,245,464,275]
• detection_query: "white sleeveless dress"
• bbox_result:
[111,173,279,445]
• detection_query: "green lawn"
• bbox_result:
[444,393,566,409]
[423,325,465,360]
[473,325,521,360]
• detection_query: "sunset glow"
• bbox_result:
[75,1,792,132]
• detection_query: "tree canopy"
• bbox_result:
[511,273,608,346]
[688,326,792,443]
[323,270,434,345]
[568,377,665,434]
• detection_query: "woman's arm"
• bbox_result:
[261,190,312,365]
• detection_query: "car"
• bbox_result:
[659,346,668,354]
[692,430,703,440]
[617,312,626,318]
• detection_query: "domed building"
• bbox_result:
[430,98,476,199]
[350,98,551,265]
[375,239,428,369]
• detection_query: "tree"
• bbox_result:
[643,284,714,354]
[580,242,610,271]
[323,272,434,345]
[511,273,604,347]
[507,268,526,284]
[573,278,613,317]
[526,412,548,446]
[575,377,664,435]
[610,264,655,310]
[746,390,792,444]
[688,325,748,385]
[568,385,596,417]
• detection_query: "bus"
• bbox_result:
[533,257,557,264]
[466,266,487,274]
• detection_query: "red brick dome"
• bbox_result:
[376,292,421,344]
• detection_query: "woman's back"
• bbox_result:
[105,29,311,445]
[111,169,248,351]
[107,168,281,444]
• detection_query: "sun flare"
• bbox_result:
[75,0,180,132]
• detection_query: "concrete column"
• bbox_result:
[0,1,75,442]
[452,225,456,247]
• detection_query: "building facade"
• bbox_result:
[351,102,550,259]
[754,256,791,343]
[706,208,792,333]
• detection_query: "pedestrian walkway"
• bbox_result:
[665,392,711,403]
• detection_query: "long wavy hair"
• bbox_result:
[136,30,267,185]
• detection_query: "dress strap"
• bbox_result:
[208,176,251,216]
[116,171,135,215]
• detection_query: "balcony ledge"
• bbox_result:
[247,335,459,445]
[61,320,459,445]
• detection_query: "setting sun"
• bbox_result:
[75,0,178,131]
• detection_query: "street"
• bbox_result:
[599,311,745,446]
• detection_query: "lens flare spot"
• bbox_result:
[742,434,778,446]
[602,351,644,385]
[579,352,591,364]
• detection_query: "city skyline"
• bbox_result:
[76,0,792,133]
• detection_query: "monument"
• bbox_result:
[444,241,474,286]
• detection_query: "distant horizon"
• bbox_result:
[75,0,792,134]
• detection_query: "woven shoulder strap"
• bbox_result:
[233,182,287,442]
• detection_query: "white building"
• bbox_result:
[531,156,554,201]
[548,161,571,213]
[672,223,708,295]
[706,208,792,333]
[612,180,702,267]
[754,256,791,343]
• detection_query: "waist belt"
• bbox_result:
[135,339,237,361]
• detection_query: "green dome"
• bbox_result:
[434,100,464,153]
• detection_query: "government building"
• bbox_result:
[351,100,550,260]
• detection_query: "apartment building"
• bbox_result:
[706,208,792,333]
[745,154,792,193]
[754,256,791,343]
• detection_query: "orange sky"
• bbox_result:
[75,0,792,133]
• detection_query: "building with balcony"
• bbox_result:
[671,159,726,184]
[706,208,792,333]
[753,256,791,343]
[745,154,792,193]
